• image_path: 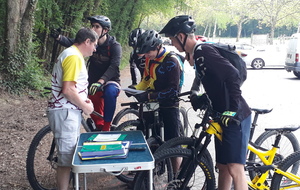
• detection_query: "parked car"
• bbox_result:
[285,33,300,78]
[195,35,207,42]
[162,38,171,45]
[236,43,285,69]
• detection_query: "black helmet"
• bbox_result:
[159,15,196,37]
[128,28,145,47]
[87,15,111,30]
[135,30,163,54]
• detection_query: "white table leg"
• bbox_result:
[149,169,153,190]
[84,173,87,190]
[75,173,79,190]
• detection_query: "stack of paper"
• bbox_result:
[78,134,131,160]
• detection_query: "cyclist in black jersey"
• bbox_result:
[128,28,146,85]
[160,15,251,190]
[50,15,121,131]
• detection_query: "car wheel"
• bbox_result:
[251,58,265,69]
[293,71,300,79]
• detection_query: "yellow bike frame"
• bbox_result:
[205,120,300,190]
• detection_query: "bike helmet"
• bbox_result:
[135,30,163,54]
[87,15,112,30]
[128,28,145,47]
[159,15,196,37]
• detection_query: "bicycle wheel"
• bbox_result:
[115,120,140,131]
[179,107,188,136]
[270,151,300,190]
[113,120,141,183]
[248,130,300,180]
[115,136,162,184]
[154,136,214,167]
[133,147,216,190]
[112,108,139,127]
[26,125,58,190]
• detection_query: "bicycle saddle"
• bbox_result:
[250,108,273,114]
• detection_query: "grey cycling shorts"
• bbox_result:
[47,109,81,167]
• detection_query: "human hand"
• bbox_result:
[89,82,103,95]
[83,99,94,115]
[219,111,237,127]
[134,91,148,102]
[50,28,61,39]
[189,91,208,111]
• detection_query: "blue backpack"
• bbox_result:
[166,51,185,87]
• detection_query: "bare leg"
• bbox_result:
[227,163,248,190]
[57,166,71,190]
[217,163,233,190]
[172,157,182,175]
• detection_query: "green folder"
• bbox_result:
[80,143,122,152]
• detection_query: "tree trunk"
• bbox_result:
[2,0,37,79]
[5,0,21,56]
[212,19,217,39]
[236,21,242,42]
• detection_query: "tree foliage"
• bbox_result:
[1,0,300,94]
[250,0,300,44]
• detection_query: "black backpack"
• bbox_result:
[197,42,247,86]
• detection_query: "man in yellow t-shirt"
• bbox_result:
[47,28,97,190]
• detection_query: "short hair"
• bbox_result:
[74,28,98,44]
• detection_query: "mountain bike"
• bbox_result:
[114,100,188,136]
[151,105,299,169]
[133,93,300,190]
[113,91,190,184]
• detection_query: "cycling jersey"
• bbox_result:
[48,45,88,110]
[135,47,181,108]
[193,43,251,121]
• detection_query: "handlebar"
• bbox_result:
[121,91,192,107]
[92,111,103,118]
[178,91,192,97]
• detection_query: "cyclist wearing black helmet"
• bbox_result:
[50,15,121,131]
[160,15,251,190]
[130,29,182,143]
[128,28,146,85]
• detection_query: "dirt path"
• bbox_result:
[0,65,134,190]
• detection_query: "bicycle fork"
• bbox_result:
[177,131,213,189]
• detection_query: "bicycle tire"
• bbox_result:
[270,150,300,190]
[115,136,163,184]
[154,136,214,167]
[133,147,216,190]
[179,107,188,136]
[113,120,141,183]
[248,130,300,180]
[114,120,140,131]
[112,108,139,127]
[26,125,58,190]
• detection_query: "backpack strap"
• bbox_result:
[107,45,110,57]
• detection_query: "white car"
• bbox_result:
[236,44,286,69]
